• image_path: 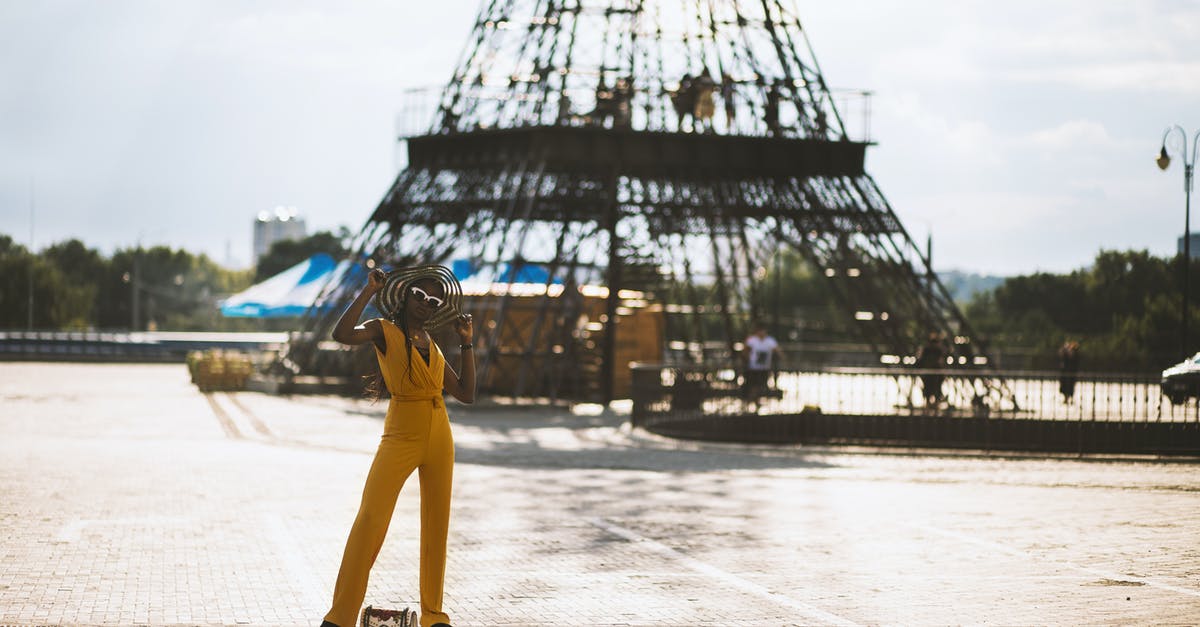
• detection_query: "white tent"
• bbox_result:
[220,253,357,318]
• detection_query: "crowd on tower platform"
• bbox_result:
[556,69,831,138]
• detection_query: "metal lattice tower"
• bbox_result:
[289,0,1001,405]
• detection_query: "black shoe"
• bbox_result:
[320,621,339,627]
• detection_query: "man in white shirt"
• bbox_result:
[742,322,782,405]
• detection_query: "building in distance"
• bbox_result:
[1178,232,1200,259]
[253,206,306,264]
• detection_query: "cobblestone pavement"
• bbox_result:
[2,363,1199,627]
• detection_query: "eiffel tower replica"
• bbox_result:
[286,0,1003,406]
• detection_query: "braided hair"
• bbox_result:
[389,282,423,387]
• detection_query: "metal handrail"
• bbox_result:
[630,362,1192,425]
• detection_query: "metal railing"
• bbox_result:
[392,84,874,142]
[630,363,1199,455]
[0,331,287,363]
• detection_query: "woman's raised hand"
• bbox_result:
[455,314,474,343]
[366,268,387,293]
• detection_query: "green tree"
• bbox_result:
[963,249,1197,372]
[0,235,95,329]
[2,232,281,331]
[0,235,32,327]
[754,248,851,343]
[41,239,107,326]
[102,246,255,331]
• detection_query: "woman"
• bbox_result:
[321,264,474,627]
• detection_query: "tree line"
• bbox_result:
[2,230,1192,372]
[757,248,1195,373]
[964,249,1197,372]
[0,230,346,332]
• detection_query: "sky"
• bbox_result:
[1,0,1198,276]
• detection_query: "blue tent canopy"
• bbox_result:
[220,254,363,318]
[452,258,564,285]
[221,255,566,318]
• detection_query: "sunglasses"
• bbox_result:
[409,286,445,309]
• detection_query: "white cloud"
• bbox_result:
[1,0,1198,275]
[841,1,1200,97]
[1003,62,1200,95]
[192,4,467,88]
[875,108,1183,273]
[1026,120,1116,151]
[873,91,1008,170]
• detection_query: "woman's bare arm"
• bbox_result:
[442,314,476,403]
[331,268,386,348]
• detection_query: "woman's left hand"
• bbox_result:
[455,314,474,343]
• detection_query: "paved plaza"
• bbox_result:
[1,363,1199,626]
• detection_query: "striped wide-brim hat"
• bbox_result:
[373,264,463,331]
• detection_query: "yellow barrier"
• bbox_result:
[187,350,254,392]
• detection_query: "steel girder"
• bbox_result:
[281,0,1010,407]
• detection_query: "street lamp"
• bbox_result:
[1157,125,1199,360]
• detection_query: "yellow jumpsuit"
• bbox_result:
[324,319,454,627]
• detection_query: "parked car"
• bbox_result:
[1161,353,1200,405]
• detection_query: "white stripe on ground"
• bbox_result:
[906,522,1200,599]
[204,393,242,439]
[208,392,372,455]
[588,517,860,627]
[209,392,276,444]
[210,392,267,442]
[223,392,273,437]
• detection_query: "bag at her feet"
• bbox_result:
[360,605,417,627]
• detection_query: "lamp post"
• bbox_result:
[1157,125,1199,360]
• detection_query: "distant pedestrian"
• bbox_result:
[588,78,617,127]
[608,77,634,128]
[692,70,716,131]
[743,322,782,407]
[670,73,695,131]
[720,72,737,130]
[764,81,781,136]
[1058,340,1080,403]
[813,109,828,138]
[915,332,947,410]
